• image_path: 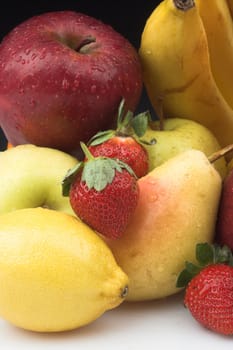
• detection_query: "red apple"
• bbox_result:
[215,168,233,250]
[0,11,142,155]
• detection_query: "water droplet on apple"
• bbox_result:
[24,48,31,56]
[39,48,47,60]
[10,50,17,58]
[29,99,36,107]
[89,25,98,30]
[15,56,22,63]
[62,79,70,90]
[39,53,46,60]
[72,80,80,90]
[31,53,37,61]
[91,85,97,93]
[92,65,105,73]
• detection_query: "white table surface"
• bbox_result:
[0,292,232,350]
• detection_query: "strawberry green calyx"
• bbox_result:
[176,243,233,288]
[80,141,137,191]
[88,98,152,146]
[62,161,84,197]
[82,156,135,191]
[62,142,137,196]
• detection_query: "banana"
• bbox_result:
[139,0,233,149]
[195,0,233,110]
[226,0,233,19]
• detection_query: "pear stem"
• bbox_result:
[208,144,233,163]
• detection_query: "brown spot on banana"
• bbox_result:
[174,0,195,11]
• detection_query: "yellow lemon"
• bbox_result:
[0,207,128,332]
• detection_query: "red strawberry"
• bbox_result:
[89,137,149,179]
[87,98,154,178]
[177,243,233,335]
[62,142,139,239]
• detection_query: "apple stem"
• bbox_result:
[208,144,233,163]
[77,36,96,53]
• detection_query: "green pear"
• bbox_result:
[105,149,222,301]
[0,144,78,215]
[142,118,227,178]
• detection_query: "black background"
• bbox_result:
[0,1,162,150]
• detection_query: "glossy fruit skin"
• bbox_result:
[0,144,77,216]
[70,169,139,239]
[104,150,222,301]
[89,137,149,178]
[184,264,233,335]
[216,169,233,249]
[0,11,142,155]
[0,207,129,332]
[142,117,227,179]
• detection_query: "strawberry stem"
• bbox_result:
[176,243,233,289]
[80,142,94,160]
[115,98,134,136]
[117,98,125,126]
[88,98,150,146]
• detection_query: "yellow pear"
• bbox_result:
[104,149,222,301]
[0,207,128,332]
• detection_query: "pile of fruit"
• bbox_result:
[0,0,233,336]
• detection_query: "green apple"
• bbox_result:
[142,118,227,178]
[0,144,78,215]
